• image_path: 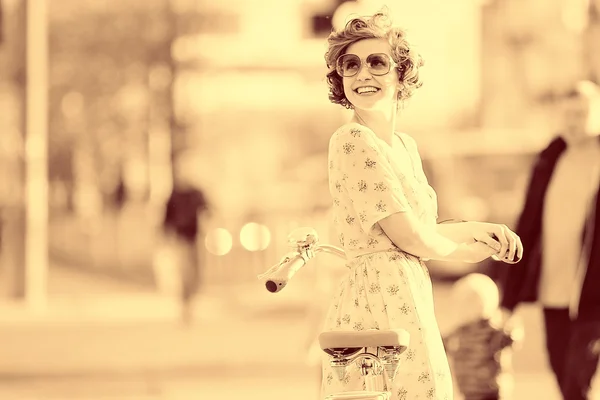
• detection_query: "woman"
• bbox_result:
[322,10,523,400]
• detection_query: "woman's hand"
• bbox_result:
[467,222,523,264]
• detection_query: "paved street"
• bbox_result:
[0,264,597,399]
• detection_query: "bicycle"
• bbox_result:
[257,227,410,400]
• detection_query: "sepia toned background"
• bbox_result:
[0,0,598,398]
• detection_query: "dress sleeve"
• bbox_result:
[329,125,412,234]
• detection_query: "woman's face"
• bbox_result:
[341,38,400,112]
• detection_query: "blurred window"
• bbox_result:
[309,0,351,37]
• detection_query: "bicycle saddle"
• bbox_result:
[319,329,409,357]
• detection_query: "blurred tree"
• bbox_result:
[0,0,4,45]
[0,0,26,299]
[40,1,207,281]
[47,3,183,212]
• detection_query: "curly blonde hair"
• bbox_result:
[324,9,424,109]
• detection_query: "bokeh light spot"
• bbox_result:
[240,222,271,252]
[205,228,233,256]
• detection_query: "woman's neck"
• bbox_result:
[352,107,397,146]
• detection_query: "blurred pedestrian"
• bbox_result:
[444,273,523,400]
[499,80,600,400]
[162,164,210,326]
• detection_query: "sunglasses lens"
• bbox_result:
[336,54,393,77]
[338,55,361,77]
[367,54,391,75]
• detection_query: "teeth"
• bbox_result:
[356,87,378,94]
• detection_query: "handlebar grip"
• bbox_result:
[262,254,307,293]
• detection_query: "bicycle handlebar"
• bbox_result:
[257,227,345,293]
[257,252,306,293]
[258,228,520,293]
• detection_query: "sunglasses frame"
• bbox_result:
[335,53,398,78]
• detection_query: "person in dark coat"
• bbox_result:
[163,169,210,325]
[499,80,600,400]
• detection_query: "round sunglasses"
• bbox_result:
[335,53,398,78]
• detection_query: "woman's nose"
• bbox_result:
[355,64,372,80]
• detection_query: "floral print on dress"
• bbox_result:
[321,123,453,400]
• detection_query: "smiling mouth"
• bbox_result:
[354,86,380,94]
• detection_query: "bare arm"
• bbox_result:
[437,219,522,262]
[379,212,495,263]
[435,220,475,244]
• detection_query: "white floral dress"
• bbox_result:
[321,123,454,400]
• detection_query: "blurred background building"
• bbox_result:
[0,0,599,399]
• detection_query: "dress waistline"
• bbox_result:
[348,247,421,262]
